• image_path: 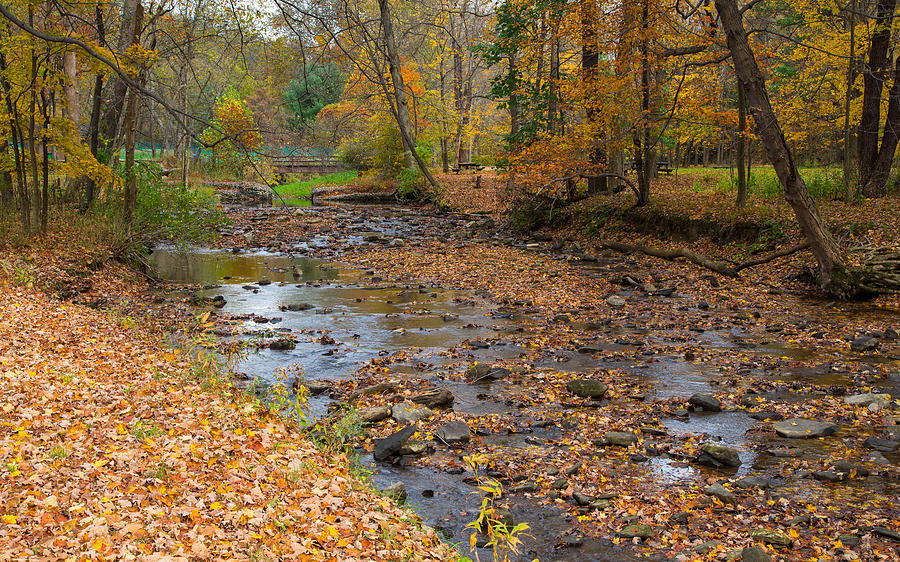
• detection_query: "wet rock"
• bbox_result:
[741,545,771,562]
[844,393,891,411]
[749,410,784,421]
[566,379,608,399]
[694,541,722,555]
[550,478,568,490]
[559,534,584,548]
[434,421,470,444]
[703,483,736,504]
[812,470,844,482]
[374,425,416,461]
[617,524,652,540]
[629,453,648,462]
[465,363,491,381]
[353,382,397,399]
[773,418,839,438]
[885,327,899,340]
[873,527,900,542]
[440,312,459,322]
[606,295,626,308]
[689,393,722,412]
[358,405,392,424]
[391,402,433,424]
[269,338,296,350]
[511,482,538,493]
[282,303,314,312]
[833,460,869,477]
[864,437,899,452]
[750,529,792,547]
[411,388,454,409]
[572,491,594,506]
[837,533,859,548]
[257,279,271,286]
[734,476,771,489]
[787,514,811,526]
[850,336,879,352]
[397,439,427,456]
[605,431,637,447]
[211,295,227,308]
[669,511,690,525]
[303,381,330,395]
[699,443,742,467]
[564,462,582,476]
[382,482,407,502]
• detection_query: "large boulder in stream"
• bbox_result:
[411,388,454,409]
[434,421,471,445]
[391,402,433,424]
[566,379,608,399]
[773,418,839,439]
[374,426,416,461]
[698,443,742,467]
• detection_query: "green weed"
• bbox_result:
[131,419,163,440]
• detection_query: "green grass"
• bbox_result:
[683,165,845,200]
[274,171,358,206]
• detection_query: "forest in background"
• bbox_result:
[0,0,899,297]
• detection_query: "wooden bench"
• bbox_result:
[454,162,484,173]
[627,160,674,174]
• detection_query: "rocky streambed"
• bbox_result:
[150,204,900,561]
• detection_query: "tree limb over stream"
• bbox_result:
[596,239,811,278]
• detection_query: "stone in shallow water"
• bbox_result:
[703,483,736,504]
[689,393,722,412]
[699,443,742,467]
[566,379,608,399]
[434,421,470,444]
[773,418,839,438]
[604,431,637,447]
[358,405,392,424]
[606,295,626,308]
[391,402,433,424]
[844,393,890,411]
[741,545,772,562]
[864,437,899,452]
[617,524,652,539]
[374,425,416,461]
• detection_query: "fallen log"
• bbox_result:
[597,239,812,278]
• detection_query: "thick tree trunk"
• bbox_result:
[736,79,747,208]
[507,52,520,192]
[860,56,900,197]
[122,3,143,229]
[842,0,856,201]
[857,0,897,197]
[80,5,106,213]
[716,0,849,295]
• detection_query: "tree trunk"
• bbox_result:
[583,0,607,194]
[80,5,106,213]
[0,143,12,206]
[860,56,900,197]
[842,0,856,201]
[548,30,560,132]
[122,2,143,230]
[507,52,520,192]
[377,0,439,189]
[716,0,850,295]
[99,0,140,144]
[857,0,897,197]
[736,79,747,207]
[634,0,651,205]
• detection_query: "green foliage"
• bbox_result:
[285,64,345,130]
[463,454,531,561]
[397,167,423,200]
[133,164,228,245]
[130,419,163,440]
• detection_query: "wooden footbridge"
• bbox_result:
[271,155,343,174]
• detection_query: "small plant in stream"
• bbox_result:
[463,454,531,562]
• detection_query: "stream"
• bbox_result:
[150,207,899,560]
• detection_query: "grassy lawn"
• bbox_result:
[273,171,358,206]
[676,165,846,200]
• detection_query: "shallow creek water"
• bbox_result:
[150,236,898,560]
